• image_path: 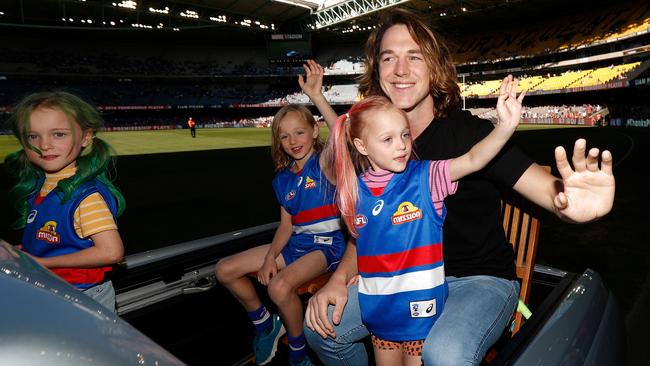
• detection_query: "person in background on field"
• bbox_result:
[4,91,126,312]
[188,116,197,138]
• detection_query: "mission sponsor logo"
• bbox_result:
[304,176,316,189]
[36,220,60,244]
[391,201,422,225]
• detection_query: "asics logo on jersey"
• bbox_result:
[27,209,38,224]
[371,200,384,216]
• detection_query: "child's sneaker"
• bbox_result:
[253,314,286,365]
[290,357,314,366]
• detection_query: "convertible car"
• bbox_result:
[0,221,625,365]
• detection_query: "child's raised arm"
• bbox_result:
[298,60,339,183]
[298,60,338,129]
[450,75,526,181]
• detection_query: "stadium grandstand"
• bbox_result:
[1,0,650,131]
[1,1,649,365]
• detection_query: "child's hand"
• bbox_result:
[298,60,325,99]
[346,274,359,287]
[257,256,278,286]
[496,75,526,132]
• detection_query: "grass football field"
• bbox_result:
[0,124,583,161]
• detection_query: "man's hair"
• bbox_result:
[357,7,460,118]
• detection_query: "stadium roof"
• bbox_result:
[0,0,529,33]
[0,0,618,37]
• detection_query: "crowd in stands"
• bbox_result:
[2,6,648,131]
[472,104,605,126]
[460,62,641,97]
[0,43,307,77]
[0,0,647,80]
[2,59,640,109]
[453,0,650,63]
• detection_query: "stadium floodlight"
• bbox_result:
[149,7,170,15]
[311,0,409,29]
[272,0,318,11]
[113,1,137,10]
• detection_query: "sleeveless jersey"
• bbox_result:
[22,179,119,289]
[356,160,448,341]
[272,152,345,255]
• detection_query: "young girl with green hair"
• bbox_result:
[4,90,126,312]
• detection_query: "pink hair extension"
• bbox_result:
[332,96,401,236]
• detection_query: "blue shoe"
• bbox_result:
[290,357,314,366]
[253,314,286,365]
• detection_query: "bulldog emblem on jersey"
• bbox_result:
[36,220,60,244]
[391,201,422,225]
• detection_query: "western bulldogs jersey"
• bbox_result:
[356,160,448,341]
[272,152,344,254]
[22,179,118,289]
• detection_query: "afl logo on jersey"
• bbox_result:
[391,201,422,225]
[297,177,303,187]
[354,214,368,228]
[285,190,296,201]
[27,209,38,224]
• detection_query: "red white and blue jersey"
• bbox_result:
[272,152,345,260]
[356,160,448,341]
[21,179,118,290]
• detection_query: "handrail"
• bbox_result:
[121,222,279,269]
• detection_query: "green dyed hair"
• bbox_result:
[4,90,126,229]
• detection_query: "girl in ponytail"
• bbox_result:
[5,90,125,312]
[330,93,522,365]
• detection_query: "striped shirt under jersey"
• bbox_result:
[360,159,458,215]
[39,165,117,238]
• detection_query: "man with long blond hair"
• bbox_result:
[303,8,615,365]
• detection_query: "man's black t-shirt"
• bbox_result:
[414,108,533,280]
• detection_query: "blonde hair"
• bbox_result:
[332,96,407,237]
[270,104,323,171]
